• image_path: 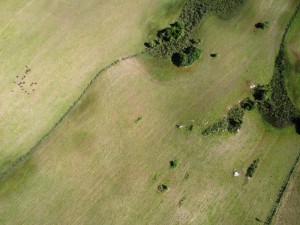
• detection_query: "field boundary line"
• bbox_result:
[0,51,143,182]
[264,148,300,225]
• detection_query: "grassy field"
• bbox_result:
[0,0,299,224]
[0,0,183,174]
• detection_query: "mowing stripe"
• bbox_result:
[0,52,143,182]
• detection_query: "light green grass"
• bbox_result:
[0,0,299,224]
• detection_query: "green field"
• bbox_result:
[0,0,299,224]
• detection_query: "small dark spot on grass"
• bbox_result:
[188,124,194,131]
[184,172,190,180]
[135,117,142,123]
[179,197,186,206]
[210,53,218,58]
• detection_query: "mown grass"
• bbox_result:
[0,1,299,225]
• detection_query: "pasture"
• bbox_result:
[0,0,182,174]
[0,0,299,224]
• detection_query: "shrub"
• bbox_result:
[240,97,255,110]
[253,85,270,101]
[157,184,168,192]
[246,159,259,178]
[227,105,245,133]
[170,160,179,168]
[255,22,269,29]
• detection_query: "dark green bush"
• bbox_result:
[227,105,245,133]
[240,97,255,110]
[157,184,168,192]
[172,46,201,67]
[255,22,269,29]
[294,118,300,134]
[170,160,179,168]
[246,159,259,178]
[253,85,270,101]
[157,22,185,43]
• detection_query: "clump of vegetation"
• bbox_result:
[227,105,245,133]
[240,97,255,110]
[157,22,185,43]
[253,85,270,101]
[202,104,246,135]
[135,117,142,123]
[246,159,259,178]
[170,160,179,168]
[255,22,269,30]
[184,172,190,180]
[202,118,228,135]
[157,184,168,192]
[145,0,247,66]
[210,53,218,58]
[172,46,202,67]
[179,197,187,206]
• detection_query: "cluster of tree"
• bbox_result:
[144,0,248,66]
[171,46,202,67]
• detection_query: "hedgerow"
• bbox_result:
[255,4,300,128]
[202,104,249,135]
